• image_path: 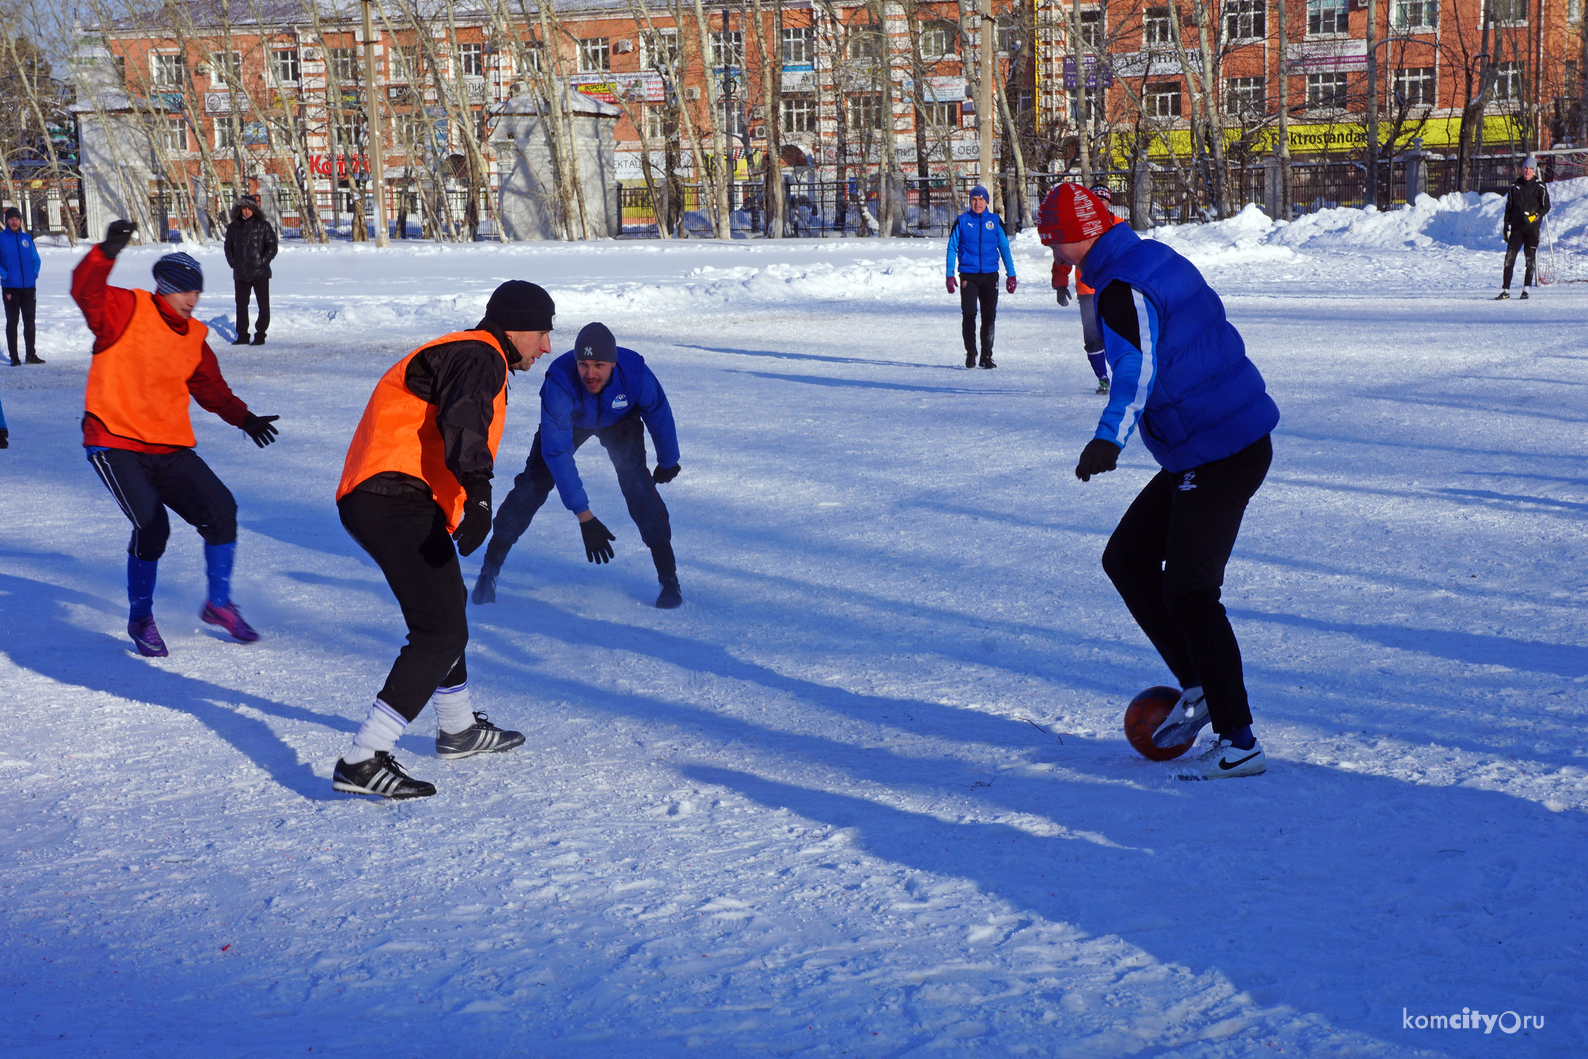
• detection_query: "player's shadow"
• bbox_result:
[679,759,1584,1049]
[677,342,962,373]
[0,570,346,800]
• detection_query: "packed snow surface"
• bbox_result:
[3,189,1586,1057]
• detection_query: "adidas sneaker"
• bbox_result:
[435,712,525,760]
[1174,738,1267,781]
[332,752,437,799]
[1151,686,1209,748]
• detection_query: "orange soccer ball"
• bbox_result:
[1123,686,1197,761]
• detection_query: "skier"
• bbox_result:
[1050,184,1280,780]
[1040,184,1119,393]
[472,321,683,610]
[71,220,281,657]
[223,194,278,345]
[2,205,44,365]
[1496,156,1550,300]
[945,185,1017,369]
[332,280,553,799]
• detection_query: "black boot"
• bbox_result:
[652,543,682,608]
[231,333,251,345]
[965,351,976,369]
[251,333,267,345]
[23,353,43,364]
[979,355,997,369]
[8,354,18,366]
[0,427,9,448]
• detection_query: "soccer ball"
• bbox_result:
[1123,685,1196,761]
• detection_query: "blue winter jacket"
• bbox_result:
[1085,223,1279,472]
[0,227,42,289]
[946,210,1016,276]
[540,346,680,514]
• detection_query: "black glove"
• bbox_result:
[452,475,491,556]
[241,414,279,447]
[580,516,616,564]
[1056,287,1072,307]
[652,463,681,484]
[1075,438,1121,482]
[102,219,138,259]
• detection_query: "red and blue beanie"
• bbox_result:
[1038,183,1113,245]
[152,252,204,294]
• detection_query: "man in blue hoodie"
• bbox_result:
[945,185,1016,369]
[1051,184,1280,781]
[1,206,44,365]
[473,322,683,609]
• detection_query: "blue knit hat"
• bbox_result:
[969,185,990,202]
[152,252,204,295]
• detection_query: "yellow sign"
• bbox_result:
[1145,114,1525,159]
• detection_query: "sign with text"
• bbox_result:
[1287,39,1368,70]
[1063,56,1115,89]
[568,72,664,104]
[205,92,250,114]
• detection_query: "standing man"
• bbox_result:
[1,206,44,365]
[224,194,277,344]
[1496,156,1550,301]
[945,185,1017,369]
[332,280,553,800]
[473,322,682,610]
[1040,185,1118,394]
[71,220,281,657]
[1050,184,1280,780]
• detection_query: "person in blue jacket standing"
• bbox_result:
[1051,184,1280,781]
[473,321,683,609]
[1,206,44,365]
[945,185,1016,369]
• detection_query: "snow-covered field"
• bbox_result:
[2,188,1586,1057]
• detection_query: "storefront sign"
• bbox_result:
[1287,39,1368,70]
[205,92,250,114]
[1063,56,1114,88]
[568,72,664,104]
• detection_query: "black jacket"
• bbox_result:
[224,202,278,282]
[1504,177,1550,233]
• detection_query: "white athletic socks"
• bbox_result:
[344,698,409,764]
[432,682,476,735]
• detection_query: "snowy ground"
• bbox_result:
[2,189,1586,1057]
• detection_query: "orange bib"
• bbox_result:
[336,331,509,531]
[84,289,208,447]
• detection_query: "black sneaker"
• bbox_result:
[1519,290,1529,300]
[435,712,525,760]
[656,578,683,609]
[23,354,43,364]
[471,564,499,605]
[979,357,997,369]
[1494,291,1510,300]
[332,752,437,799]
[965,352,976,369]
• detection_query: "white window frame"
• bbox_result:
[781,26,814,64]
[272,47,300,84]
[1392,65,1436,106]
[781,95,816,132]
[458,41,484,78]
[1391,0,1439,30]
[152,52,188,87]
[642,28,679,70]
[1308,0,1349,36]
[1143,8,1174,48]
[1146,81,1182,117]
[1307,70,1350,108]
[577,37,610,73]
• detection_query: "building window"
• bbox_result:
[1079,9,1104,47]
[1225,76,1266,114]
[163,116,188,152]
[210,51,241,86]
[847,30,882,62]
[1143,8,1175,48]
[391,45,423,81]
[1308,0,1349,35]
[152,52,188,86]
[781,96,816,132]
[919,22,955,58]
[1494,61,1523,100]
[1224,0,1266,40]
[847,93,883,129]
[329,47,361,84]
[216,118,235,149]
[1392,0,1438,29]
[1146,81,1182,117]
[711,30,743,68]
[272,48,300,83]
[1571,0,1584,22]
[919,100,958,127]
[642,28,679,70]
[577,37,610,73]
[1307,71,1349,107]
[781,26,814,65]
[1488,0,1527,21]
[1392,66,1436,105]
[458,42,484,78]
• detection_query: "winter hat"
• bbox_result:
[1038,183,1112,245]
[484,280,555,331]
[3,206,19,221]
[1521,155,1539,171]
[574,322,617,362]
[968,185,990,203]
[1088,184,1114,204]
[152,252,204,294]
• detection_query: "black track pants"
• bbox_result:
[88,446,238,561]
[1502,226,1540,289]
[339,489,468,722]
[1101,435,1272,734]
[234,278,270,337]
[959,272,999,359]
[3,286,36,359]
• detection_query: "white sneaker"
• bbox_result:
[1175,738,1267,781]
[1151,686,1208,748]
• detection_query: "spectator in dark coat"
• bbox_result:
[1497,156,1550,299]
[223,195,278,344]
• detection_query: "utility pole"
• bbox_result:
[1365,0,1378,208]
[978,0,994,199]
[361,0,390,246]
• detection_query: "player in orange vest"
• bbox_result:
[331,280,554,799]
[1040,184,1119,394]
[71,220,281,658]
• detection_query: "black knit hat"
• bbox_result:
[574,322,617,362]
[485,280,554,331]
[3,207,20,221]
[152,252,204,294]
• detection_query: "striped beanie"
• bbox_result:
[152,252,204,295]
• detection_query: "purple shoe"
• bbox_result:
[200,600,260,643]
[128,616,168,657]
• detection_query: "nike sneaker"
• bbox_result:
[332,752,437,799]
[1151,686,1209,748]
[1494,291,1510,300]
[200,601,259,643]
[1095,376,1110,394]
[471,564,499,605]
[128,615,168,657]
[435,712,525,760]
[1519,290,1529,300]
[1175,738,1267,781]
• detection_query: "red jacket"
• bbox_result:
[71,246,251,452]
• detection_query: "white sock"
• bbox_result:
[432,682,476,735]
[344,698,408,764]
